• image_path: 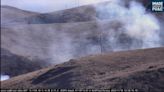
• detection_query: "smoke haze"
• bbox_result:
[50,0,162,62]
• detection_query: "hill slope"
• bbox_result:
[1,47,164,92]
[1,48,49,77]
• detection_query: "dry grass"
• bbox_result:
[1,47,164,91]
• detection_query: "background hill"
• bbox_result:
[1,0,164,25]
[1,5,97,26]
[1,6,39,26]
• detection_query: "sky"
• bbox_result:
[1,0,110,13]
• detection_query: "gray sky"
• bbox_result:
[1,0,110,13]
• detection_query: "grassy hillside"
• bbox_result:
[1,47,164,92]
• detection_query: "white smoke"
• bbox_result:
[96,0,161,51]
[49,32,101,64]
[50,33,74,63]
[49,0,162,63]
[1,75,10,81]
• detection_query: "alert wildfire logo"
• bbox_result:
[151,0,164,12]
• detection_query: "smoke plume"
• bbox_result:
[95,0,161,51]
[49,0,162,63]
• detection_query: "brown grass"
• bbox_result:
[1,47,164,92]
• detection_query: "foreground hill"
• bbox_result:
[1,47,164,92]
